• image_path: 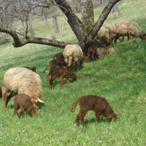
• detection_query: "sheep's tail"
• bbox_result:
[71,99,80,112]
[47,72,50,81]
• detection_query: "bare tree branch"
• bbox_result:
[0,26,69,48]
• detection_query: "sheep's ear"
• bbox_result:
[37,98,44,103]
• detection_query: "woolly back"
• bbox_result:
[3,67,42,100]
[63,44,82,67]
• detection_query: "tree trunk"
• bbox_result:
[54,0,87,42]
[79,0,94,31]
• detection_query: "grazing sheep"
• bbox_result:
[111,21,146,45]
[71,95,119,126]
[63,44,83,71]
[87,46,98,61]
[49,58,66,71]
[53,52,64,59]
[96,24,121,46]
[97,25,111,42]
[0,87,2,98]
[24,67,36,72]
[2,67,44,110]
[47,67,77,88]
[13,94,37,117]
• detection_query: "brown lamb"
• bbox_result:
[87,46,98,61]
[53,52,64,59]
[13,94,37,117]
[71,95,119,126]
[49,58,66,71]
[47,67,77,88]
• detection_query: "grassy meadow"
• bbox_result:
[0,0,146,145]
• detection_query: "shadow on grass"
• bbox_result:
[73,117,111,126]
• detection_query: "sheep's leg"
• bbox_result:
[127,34,131,43]
[49,76,56,88]
[4,93,13,111]
[18,106,24,117]
[80,110,87,126]
[24,110,26,117]
[95,111,100,124]
[75,62,78,71]
[13,107,18,117]
[61,76,64,87]
[72,62,75,72]
[114,37,118,45]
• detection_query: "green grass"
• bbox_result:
[0,0,146,145]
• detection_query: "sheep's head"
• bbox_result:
[29,106,37,116]
[108,113,119,121]
[140,34,146,41]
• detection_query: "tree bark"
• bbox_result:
[0,27,68,48]
[79,0,94,31]
[54,0,87,42]
[84,0,121,45]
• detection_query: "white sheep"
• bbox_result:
[110,21,146,44]
[96,24,122,46]
[63,44,83,71]
[97,21,146,45]
[2,67,44,110]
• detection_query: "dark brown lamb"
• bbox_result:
[53,52,64,59]
[71,95,119,126]
[13,94,37,117]
[47,67,77,88]
[87,46,98,61]
[49,58,66,71]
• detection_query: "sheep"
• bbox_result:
[63,44,83,71]
[96,21,146,45]
[53,52,64,59]
[2,67,44,110]
[71,95,119,126]
[96,24,113,46]
[49,58,66,71]
[13,94,37,117]
[110,21,146,45]
[87,46,98,61]
[0,87,2,98]
[47,67,77,88]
